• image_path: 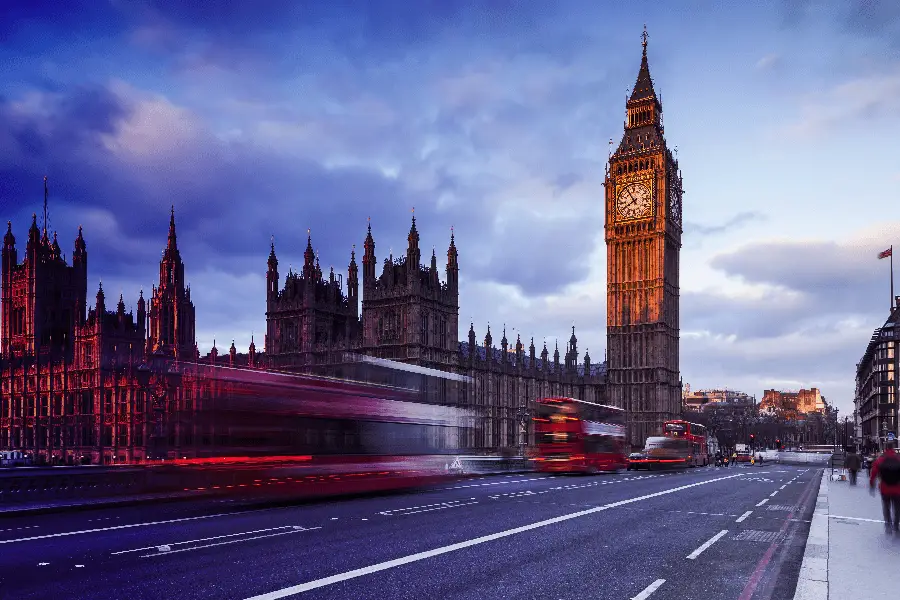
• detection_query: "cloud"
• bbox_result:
[781,66,900,138]
[755,53,781,71]
[683,211,767,238]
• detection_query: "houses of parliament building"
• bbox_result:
[0,32,681,464]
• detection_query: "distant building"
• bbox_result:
[760,388,826,419]
[682,387,755,416]
[854,300,900,450]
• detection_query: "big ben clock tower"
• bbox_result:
[605,28,683,447]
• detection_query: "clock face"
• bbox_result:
[616,183,652,220]
[668,172,682,227]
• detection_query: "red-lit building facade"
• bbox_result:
[0,204,214,465]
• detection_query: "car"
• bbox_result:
[627,452,649,470]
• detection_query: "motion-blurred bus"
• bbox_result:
[628,436,693,470]
[531,397,628,474]
[662,420,709,467]
[146,361,473,498]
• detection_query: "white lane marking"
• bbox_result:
[686,530,729,560]
[139,527,321,558]
[769,491,778,497]
[0,526,39,533]
[0,511,251,545]
[736,511,753,523]
[75,565,84,568]
[830,515,886,524]
[632,578,666,600]
[444,478,541,490]
[756,499,769,507]
[380,501,478,517]
[111,526,297,555]
[780,485,787,489]
[38,562,49,566]
[242,473,746,600]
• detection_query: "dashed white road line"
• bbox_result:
[111,526,299,555]
[379,500,478,517]
[0,511,257,545]
[632,578,666,600]
[242,473,746,599]
[138,527,321,558]
[770,491,779,497]
[736,511,753,523]
[686,530,729,560]
[756,499,769,507]
[830,515,885,524]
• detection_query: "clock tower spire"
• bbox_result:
[605,27,683,447]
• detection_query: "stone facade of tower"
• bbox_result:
[604,31,683,446]
[147,208,199,361]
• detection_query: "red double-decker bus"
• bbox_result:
[146,360,473,499]
[532,397,627,474]
[662,420,709,467]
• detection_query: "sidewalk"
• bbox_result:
[794,469,900,600]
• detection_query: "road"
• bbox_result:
[0,464,821,600]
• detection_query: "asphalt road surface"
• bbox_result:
[0,464,821,600]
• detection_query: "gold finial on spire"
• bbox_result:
[642,24,648,53]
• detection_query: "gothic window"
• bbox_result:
[422,313,428,345]
[440,318,447,350]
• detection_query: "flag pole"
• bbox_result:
[892,245,895,311]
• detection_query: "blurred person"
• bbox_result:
[845,449,861,486]
[869,441,900,534]
[731,451,738,467]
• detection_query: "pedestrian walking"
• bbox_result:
[869,442,900,534]
[845,449,861,486]
[731,451,738,467]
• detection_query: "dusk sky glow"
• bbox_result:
[3,0,900,413]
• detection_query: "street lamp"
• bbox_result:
[516,405,533,458]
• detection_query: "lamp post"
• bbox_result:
[516,405,532,458]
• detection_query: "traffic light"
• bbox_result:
[775,438,782,450]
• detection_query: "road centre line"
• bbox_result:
[736,511,753,523]
[139,527,321,558]
[770,491,779,497]
[242,473,746,600]
[686,530,729,560]
[756,499,769,507]
[0,511,263,545]
[112,526,297,555]
[632,578,666,600]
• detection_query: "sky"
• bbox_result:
[2,0,900,415]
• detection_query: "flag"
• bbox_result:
[879,248,893,259]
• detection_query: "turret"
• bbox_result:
[51,231,61,260]
[468,322,476,364]
[446,226,458,292]
[73,226,87,323]
[26,213,40,259]
[137,289,146,339]
[210,339,218,363]
[117,293,126,323]
[348,245,359,318]
[553,341,560,370]
[303,229,315,280]
[267,237,279,301]
[229,340,236,367]
[583,348,592,377]
[407,211,420,283]
[500,325,509,363]
[248,334,257,368]
[515,334,524,368]
[529,337,536,370]
[95,281,106,319]
[540,341,549,372]
[2,221,16,276]
[363,218,376,289]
